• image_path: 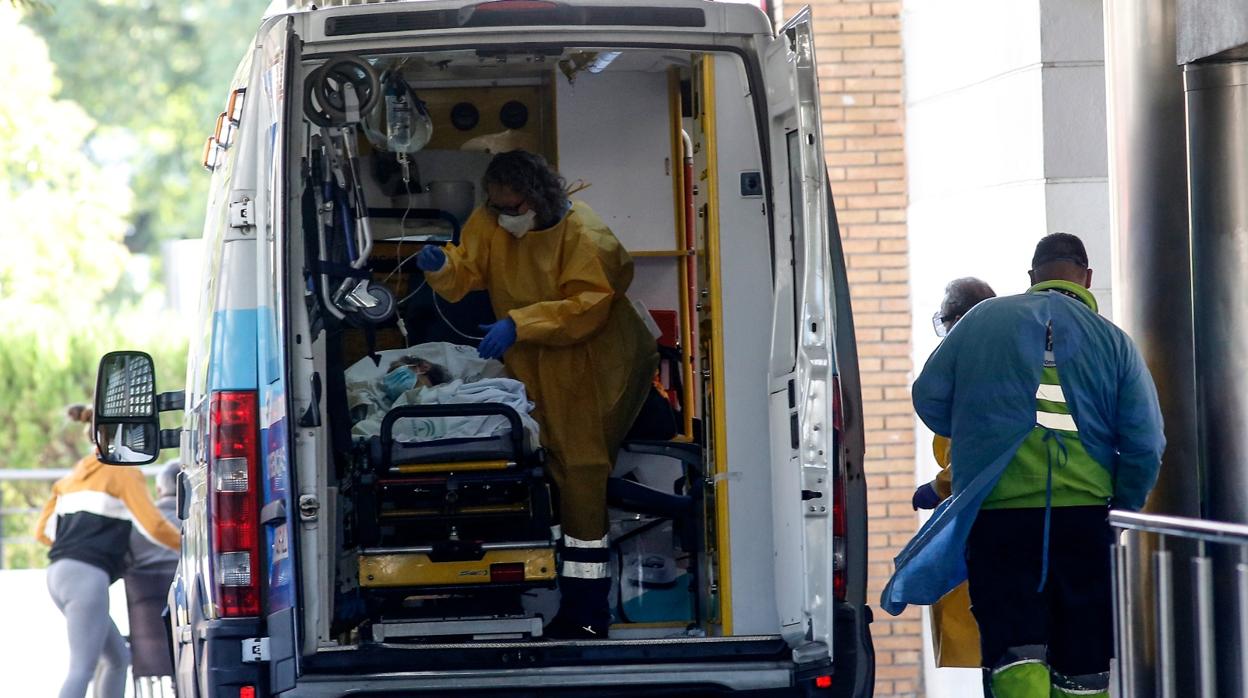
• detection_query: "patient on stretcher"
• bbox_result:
[345,342,541,447]
[381,358,451,399]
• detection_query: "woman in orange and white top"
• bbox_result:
[34,404,181,698]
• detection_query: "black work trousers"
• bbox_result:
[965,505,1114,677]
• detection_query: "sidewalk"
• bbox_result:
[0,568,131,697]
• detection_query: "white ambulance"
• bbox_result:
[92,1,874,695]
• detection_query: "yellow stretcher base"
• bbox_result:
[391,460,512,474]
[359,547,557,588]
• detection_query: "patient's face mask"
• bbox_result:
[498,209,538,238]
[383,366,418,400]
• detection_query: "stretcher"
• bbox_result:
[355,403,556,596]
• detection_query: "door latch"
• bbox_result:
[804,471,829,516]
[242,637,270,663]
[229,191,256,230]
[229,199,253,229]
[299,494,320,522]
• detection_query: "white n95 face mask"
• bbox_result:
[498,210,538,238]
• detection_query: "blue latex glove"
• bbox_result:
[416,245,446,272]
[477,318,517,360]
[911,482,942,510]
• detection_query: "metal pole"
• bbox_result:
[1115,531,1136,698]
[1103,0,1199,517]
[1186,58,1248,697]
[1104,1,1199,688]
[1187,56,1248,532]
[1155,543,1176,698]
[1193,548,1216,697]
[1239,556,1248,698]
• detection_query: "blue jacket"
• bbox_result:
[880,284,1164,616]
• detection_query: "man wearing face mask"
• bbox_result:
[415,150,659,639]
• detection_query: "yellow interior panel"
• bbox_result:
[359,547,557,588]
[421,84,556,161]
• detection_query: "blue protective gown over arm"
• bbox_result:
[1111,339,1169,510]
[881,290,1165,616]
[911,343,953,439]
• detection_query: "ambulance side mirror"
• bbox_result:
[93,351,160,466]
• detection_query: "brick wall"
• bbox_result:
[786,1,920,695]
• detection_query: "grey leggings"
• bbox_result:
[46,559,130,698]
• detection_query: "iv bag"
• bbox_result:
[364,72,432,154]
[386,87,413,151]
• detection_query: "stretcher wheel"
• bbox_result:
[356,282,395,323]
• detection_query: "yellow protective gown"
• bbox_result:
[928,434,983,668]
[425,202,659,541]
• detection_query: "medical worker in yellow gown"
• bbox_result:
[915,277,995,689]
[416,150,658,639]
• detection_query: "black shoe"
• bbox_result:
[543,613,609,640]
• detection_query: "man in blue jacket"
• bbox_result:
[881,233,1164,697]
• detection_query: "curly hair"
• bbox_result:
[483,150,569,225]
[940,277,996,321]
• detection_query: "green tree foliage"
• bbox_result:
[0,6,131,317]
[23,0,262,251]
[0,325,187,569]
[0,6,193,567]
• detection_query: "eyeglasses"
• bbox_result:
[932,311,957,338]
[486,200,525,217]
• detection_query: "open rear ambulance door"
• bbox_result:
[764,6,838,665]
[253,15,301,694]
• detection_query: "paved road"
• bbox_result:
[0,569,133,697]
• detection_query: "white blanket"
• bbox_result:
[345,342,540,446]
[388,378,540,446]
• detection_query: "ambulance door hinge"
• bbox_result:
[229,191,257,231]
[242,637,270,663]
[159,429,182,450]
[156,391,186,413]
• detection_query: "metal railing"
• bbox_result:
[1111,510,1248,698]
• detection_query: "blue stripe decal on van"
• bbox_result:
[257,306,282,386]
[209,309,259,391]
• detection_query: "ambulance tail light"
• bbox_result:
[832,375,848,602]
[209,391,261,618]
